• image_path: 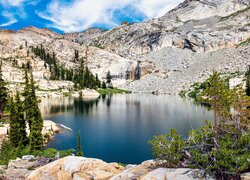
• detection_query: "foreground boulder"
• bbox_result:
[27,157,214,180]
[27,156,124,180]
[111,160,210,180]
[241,173,250,180]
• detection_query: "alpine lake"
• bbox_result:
[40,94,213,164]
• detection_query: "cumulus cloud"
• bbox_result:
[38,0,184,32]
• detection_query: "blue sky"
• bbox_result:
[0,0,183,33]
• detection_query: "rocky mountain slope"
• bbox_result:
[68,0,250,57]
[0,0,249,95]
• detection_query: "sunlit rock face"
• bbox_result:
[27,156,212,180]
[69,0,250,57]
[0,0,249,95]
[27,156,124,180]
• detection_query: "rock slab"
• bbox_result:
[27,156,124,180]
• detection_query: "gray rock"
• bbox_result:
[22,155,35,161]
[141,168,213,180]
[241,172,250,180]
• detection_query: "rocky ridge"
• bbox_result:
[68,0,250,57]
[0,0,249,95]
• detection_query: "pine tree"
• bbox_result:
[231,85,250,130]
[246,66,250,96]
[0,61,8,119]
[22,67,32,129]
[199,72,231,143]
[74,49,79,62]
[102,81,107,89]
[95,74,101,88]
[28,72,44,150]
[76,130,83,156]
[9,92,27,147]
[106,71,112,87]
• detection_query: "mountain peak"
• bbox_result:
[163,0,250,22]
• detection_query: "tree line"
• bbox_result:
[31,45,106,89]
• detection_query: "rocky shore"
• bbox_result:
[0,120,60,146]
[0,156,248,179]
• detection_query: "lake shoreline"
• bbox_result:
[42,94,213,164]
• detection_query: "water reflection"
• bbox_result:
[40,97,100,116]
[41,94,213,164]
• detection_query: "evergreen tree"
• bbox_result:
[106,71,112,87]
[30,45,102,88]
[22,67,43,150]
[0,61,8,119]
[246,66,250,96]
[199,72,231,143]
[84,67,90,88]
[74,49,79,62]
[9,92,27,147]
[95,74,101,88]
[22,67,32,129]
[231,85,250,130]
[28,73,44,150]
[102,81,107,89]
[76,130,83,156]
[0,138,16,165]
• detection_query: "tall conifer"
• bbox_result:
[28,72,43,150]
[0,61,8,119]
[199,72,231,143]
[9,92,27,147]
[76,130,83,156]
[246,66,250,96]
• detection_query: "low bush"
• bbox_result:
[149,122,250,179]
[0,140,75,165]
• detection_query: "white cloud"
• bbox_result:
[0,0,35,26]
[136,0,183,18]
[38,0,184,32]
[0,11,17,27]
[0,19,17,27]
[0,0,26,7]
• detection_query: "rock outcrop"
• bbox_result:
[26,156,212,180]
[2,156,249,179]
[69,0,250,57]
[81,89,100,99]
[27,156,124,180]
[0,120,60,146]
[0,0,249,95]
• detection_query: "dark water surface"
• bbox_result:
[41,94,213,164]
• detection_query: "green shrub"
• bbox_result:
[149,129,185,167]
[149,123,250,179]
[97,88,131,94]
[0,140,75,165]
[0,139,17,165]
[59,149,75,157]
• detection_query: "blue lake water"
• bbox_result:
[41,94,213,164]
